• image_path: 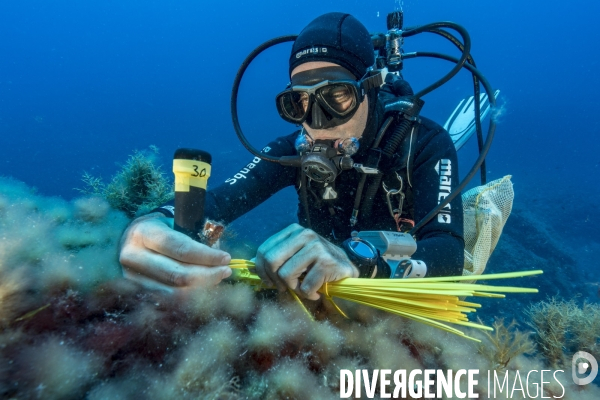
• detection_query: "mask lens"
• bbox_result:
[319,83,357,115]
[279,91,309,122]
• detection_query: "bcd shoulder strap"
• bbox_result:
[380,120,420,229]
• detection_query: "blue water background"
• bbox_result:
[1,0,597,195]
[1,0,599,281]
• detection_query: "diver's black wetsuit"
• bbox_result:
[159,99,464,277]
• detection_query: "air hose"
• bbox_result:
[358,23,495,232]
[402,51,496,235]
[401,22,471,98]
[229,20,497,235]
[230,35,298,165]
[427,28,486,184]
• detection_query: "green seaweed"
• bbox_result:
[526,297,600,368]
[569,302,600,359]
[77,146,173,217]
[526,298,574,368]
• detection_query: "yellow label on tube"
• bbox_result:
[172,159,211,192]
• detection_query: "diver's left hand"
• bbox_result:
[255,223,359,300]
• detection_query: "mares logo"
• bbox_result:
[225,146,271,185]
[434,159,452,224]
[296,47,328,59]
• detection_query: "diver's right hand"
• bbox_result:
[118,213,232,291]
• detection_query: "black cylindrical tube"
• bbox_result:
[173,148,212,241]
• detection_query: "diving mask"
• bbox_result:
[276,67,382,129]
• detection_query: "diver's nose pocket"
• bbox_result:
[309,103,331,129]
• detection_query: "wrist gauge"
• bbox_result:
[342,234,379,278]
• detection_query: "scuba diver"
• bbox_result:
[119,12,495,299]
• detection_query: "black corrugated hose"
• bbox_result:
[359,116,414,220]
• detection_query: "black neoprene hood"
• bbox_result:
[289,12,375,79]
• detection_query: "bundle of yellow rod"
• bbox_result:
[228,259,542,342]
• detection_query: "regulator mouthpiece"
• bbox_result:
[299,139,356,183]
[302,153,339,183]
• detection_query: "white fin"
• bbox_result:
[444,89,500,151]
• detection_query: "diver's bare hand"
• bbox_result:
[118,213,232,291]
[255,223,359,300]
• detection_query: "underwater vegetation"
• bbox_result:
[527,298,600,368]
[1,177,599,398]
[477,319,535,371]
[78,145,173,217]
